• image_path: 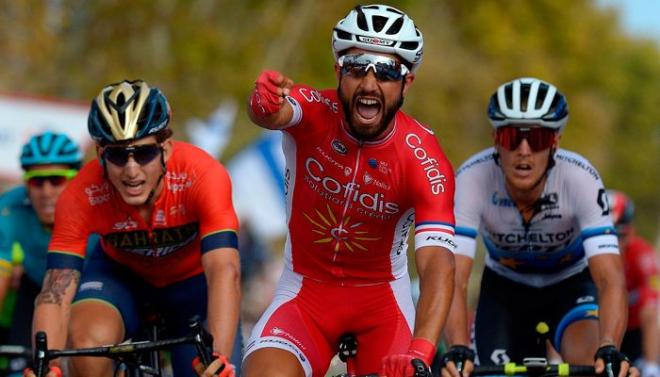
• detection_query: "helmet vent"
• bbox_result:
[535,84,550,109]
[116,93,126,107]
[400,41,418,50]
[504,85,513,109]
[386,17,403,34]
[335,29,351,41]
[372,15,388,33]
[356,9,368,31]
[520,85,530,111]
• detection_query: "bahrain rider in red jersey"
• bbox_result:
[608,190,659,377]
[242,4,456,377]
[29,80,241,377]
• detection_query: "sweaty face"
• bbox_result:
[25,164,74,225]
[102,136,169,207]
[336,52,410,140]
[497,138,554,194]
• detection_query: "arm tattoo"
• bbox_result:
[36,269,80,306]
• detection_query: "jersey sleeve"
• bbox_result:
[406,128,456,252]
[453,150,494,259]
[559,153,619,258]
[191,160,240,254]
[47,181,93,271]
[280,85,340,139]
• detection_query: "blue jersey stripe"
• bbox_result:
[456,226,478,238]
[415,221,455,228]
[47,251,85,272]
[201,231,238,253]
[581,226,616,240]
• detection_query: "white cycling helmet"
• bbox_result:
[487,77,569,131]
[332,4,424,72]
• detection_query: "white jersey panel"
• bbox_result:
[390,208,414,279]
[455,148,618,287]
[282,131,298,273]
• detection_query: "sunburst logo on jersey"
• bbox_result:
[304,204,380,252]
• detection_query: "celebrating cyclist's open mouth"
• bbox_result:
[355,96,382,123]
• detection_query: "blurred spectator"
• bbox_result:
[608,190,659,377]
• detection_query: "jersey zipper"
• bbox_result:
[332,142,363,263]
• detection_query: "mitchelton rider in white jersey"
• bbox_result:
[453,147,618,288]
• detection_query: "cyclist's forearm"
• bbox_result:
[588,254,628,347]
[247,100,293,130]
[32,268,79,350]
[444,254,473,346]
[596,276,628,347]
[413,247,455,343]
[203,249,241,355]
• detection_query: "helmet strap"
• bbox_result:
[142,148,167,206]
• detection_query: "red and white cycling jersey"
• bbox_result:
[623,235,659,329]
[47,141,239,287]
[245,85,455,376]
[279,85,455,284]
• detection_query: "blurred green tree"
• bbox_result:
[0,0,658,239]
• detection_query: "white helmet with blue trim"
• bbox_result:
[488,77,569,131]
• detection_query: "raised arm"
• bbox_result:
[247,70,295,130]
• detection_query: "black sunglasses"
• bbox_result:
[102,144,163,167]
[27,175,68,188]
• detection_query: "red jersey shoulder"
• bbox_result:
[395,112,454,196]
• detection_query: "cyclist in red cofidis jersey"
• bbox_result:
[242,4,456,377]
[28,80,241,377]
[607,190,659,377]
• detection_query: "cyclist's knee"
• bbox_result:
[69,301,124,347]
[559,320,599,364]
[243,348,306,377]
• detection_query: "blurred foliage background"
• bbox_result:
[1,0,658,239]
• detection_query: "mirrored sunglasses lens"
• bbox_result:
[341,55,402,81]
[496,128,518,150]
[526,129,555,151]
[497,127,555,151]
[374,63,402,80]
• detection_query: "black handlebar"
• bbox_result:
[31,319,215,377]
